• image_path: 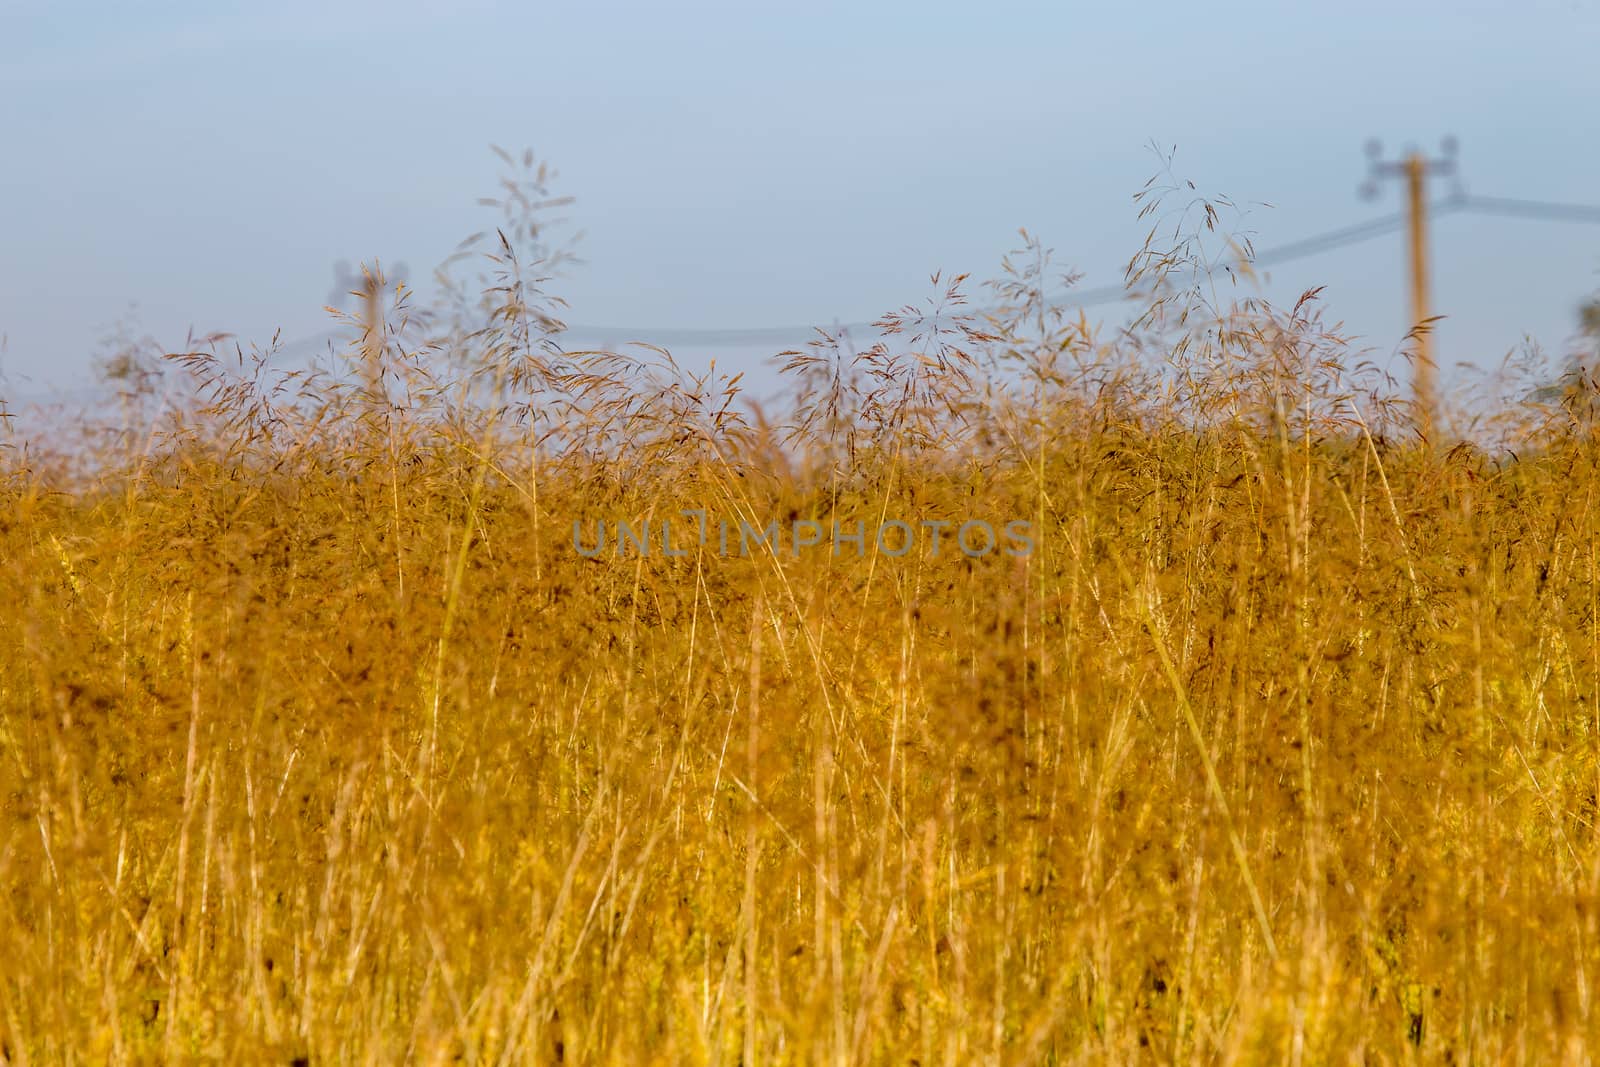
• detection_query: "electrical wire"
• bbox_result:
[1456,195,1600,224]
[21,193,1600,380]
[246,202,1452,354]
[550,204,1436,345]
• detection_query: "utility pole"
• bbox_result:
[329,260,408,406]
[1361,137,1459,442]
[360,268,384,400]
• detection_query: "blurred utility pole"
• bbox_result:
[360,269,385,401]
[1361,137,1459,442]
[329,260,408,405]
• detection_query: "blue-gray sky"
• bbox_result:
[3,0,1598,405]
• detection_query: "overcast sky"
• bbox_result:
[3,0,1599,406]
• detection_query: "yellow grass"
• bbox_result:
[2,157,1599,1064]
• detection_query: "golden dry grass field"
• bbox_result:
[4,170,1600,1064]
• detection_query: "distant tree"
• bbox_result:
[1527,293,1600,428]
[1583,296,1600,358]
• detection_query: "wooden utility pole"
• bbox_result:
[360,267,384,401]
[1362,137,1458,441]
[330,260,407,407]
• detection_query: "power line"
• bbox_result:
[1455,194,1600,224]
[559,208,1437,346]
[242,207,1443,355]
[1045,203,1442,307]
[87,192,1600,366]
[494,196,1559,346]
[1252,202,1449,266]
